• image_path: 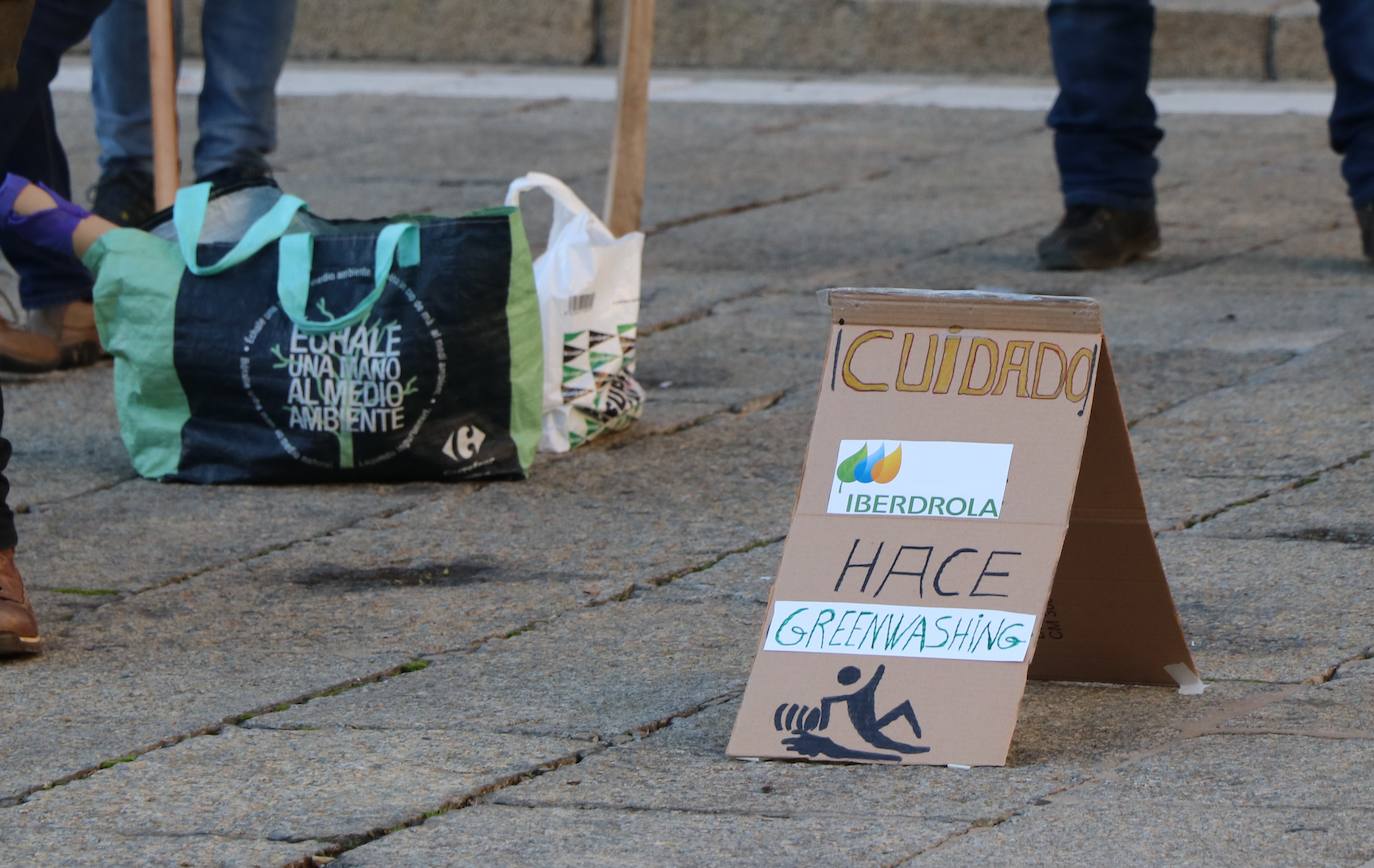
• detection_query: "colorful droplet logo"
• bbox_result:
[836,443,902,485]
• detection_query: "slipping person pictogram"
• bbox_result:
[773,664,929,761]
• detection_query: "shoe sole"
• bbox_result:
[0,632,42,655]
[60,340,107,369]
[1039,237,1162,272]
[0,354,59,374]
[0,341,106,375]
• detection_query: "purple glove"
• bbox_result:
[1,173,92,258]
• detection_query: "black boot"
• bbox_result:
[1037,204,1161,271]
[90,164,155,227]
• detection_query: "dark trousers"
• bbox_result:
[0,386,13,551]
[0,0,111,550]
[1047,0,1374,210]
[0,0,111,311]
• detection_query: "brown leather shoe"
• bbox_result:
[0,549,41,655]
[0,300,104,373]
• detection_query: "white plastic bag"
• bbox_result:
[506,172,646,452]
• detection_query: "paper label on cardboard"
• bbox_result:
[827,440,1013,520]
[764,600,1036,662]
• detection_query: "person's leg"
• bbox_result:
[0,82,91,311]
[1039,0,1163,269]
[0,0,110,370]
[0,379,38,655]
[193,0,296,181]
[1317,0,1374,260]
[87,0,180,225]
[1047,0,1161,209]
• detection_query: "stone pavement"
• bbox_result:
[1,68,1373,866]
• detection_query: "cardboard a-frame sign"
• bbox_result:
[727,288,1200,767]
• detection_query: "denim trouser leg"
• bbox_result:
[1046,0,1163,211]
[0,0,110,310]
[194,0,297,178]
[89,0,295,179]
[1319,0,1374,207]
[89,0,183,173]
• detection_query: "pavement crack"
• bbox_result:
[588,385,798,452]
[0,657,435,808]
[1304,647,1374,685]
[290,690,741,866]
[1164,449,1373,533]
[887,679,1322,864]
[639,282,775,337]
[1204,727,1374,741]
[33,496,440,625]
[422,530,788,658]
[1125,352,1300,431]
[1139,222,1337,285]
[282,750,598,867]
[641,534,787,590]
[15,472,140,514]
[646,122,1045,241]
[643,169,893,237]
[1265,528,1374,546]
[487,797,796,821]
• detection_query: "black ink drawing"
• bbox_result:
[773,664,930,761]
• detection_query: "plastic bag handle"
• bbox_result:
[276,222,421,335]
[174,181,308,276]
[505,172,610,235]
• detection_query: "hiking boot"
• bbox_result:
[91,165,155,228]
[0,300,103,373]
[1358,202,1373,262]
[0,549,41,655]
[197,162,273,192]
[1037,204,1161,271]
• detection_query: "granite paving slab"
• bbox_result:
[8,726,586,855]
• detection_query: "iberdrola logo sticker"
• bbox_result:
[828,440,1013,519]
[835,442,903,485]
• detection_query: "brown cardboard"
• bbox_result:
[726,288,1196,767]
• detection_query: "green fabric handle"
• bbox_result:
[276,222,421,334]
[174,182,308,276]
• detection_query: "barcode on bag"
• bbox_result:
[564,293,595,315]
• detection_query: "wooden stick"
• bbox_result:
[604,0,655,237]
[146,0,180,210]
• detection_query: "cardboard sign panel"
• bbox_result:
[727,288,1197,767]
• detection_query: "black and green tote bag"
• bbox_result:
[84,182,543,484]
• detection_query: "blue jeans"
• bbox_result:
[1047,0,1374,210]
[0,0,110,311]
[90,0,297,179]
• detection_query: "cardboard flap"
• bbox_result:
[824,288,1103,333]
[1027,344,1197,686]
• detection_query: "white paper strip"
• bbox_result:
[764,600,1036,663]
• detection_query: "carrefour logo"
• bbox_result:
[826,440,1013,520]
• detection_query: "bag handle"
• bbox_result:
[276,222,421,335]
[174,181,308,276]
[505,172,612,240]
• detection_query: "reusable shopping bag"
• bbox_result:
[505,172,645,452]
[85,181,542,483]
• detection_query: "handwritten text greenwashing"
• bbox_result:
[763,600,1036,663]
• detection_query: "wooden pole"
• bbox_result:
[146,0,180,210]
[604,0,655,237]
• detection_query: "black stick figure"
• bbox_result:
[818,664,928,754]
